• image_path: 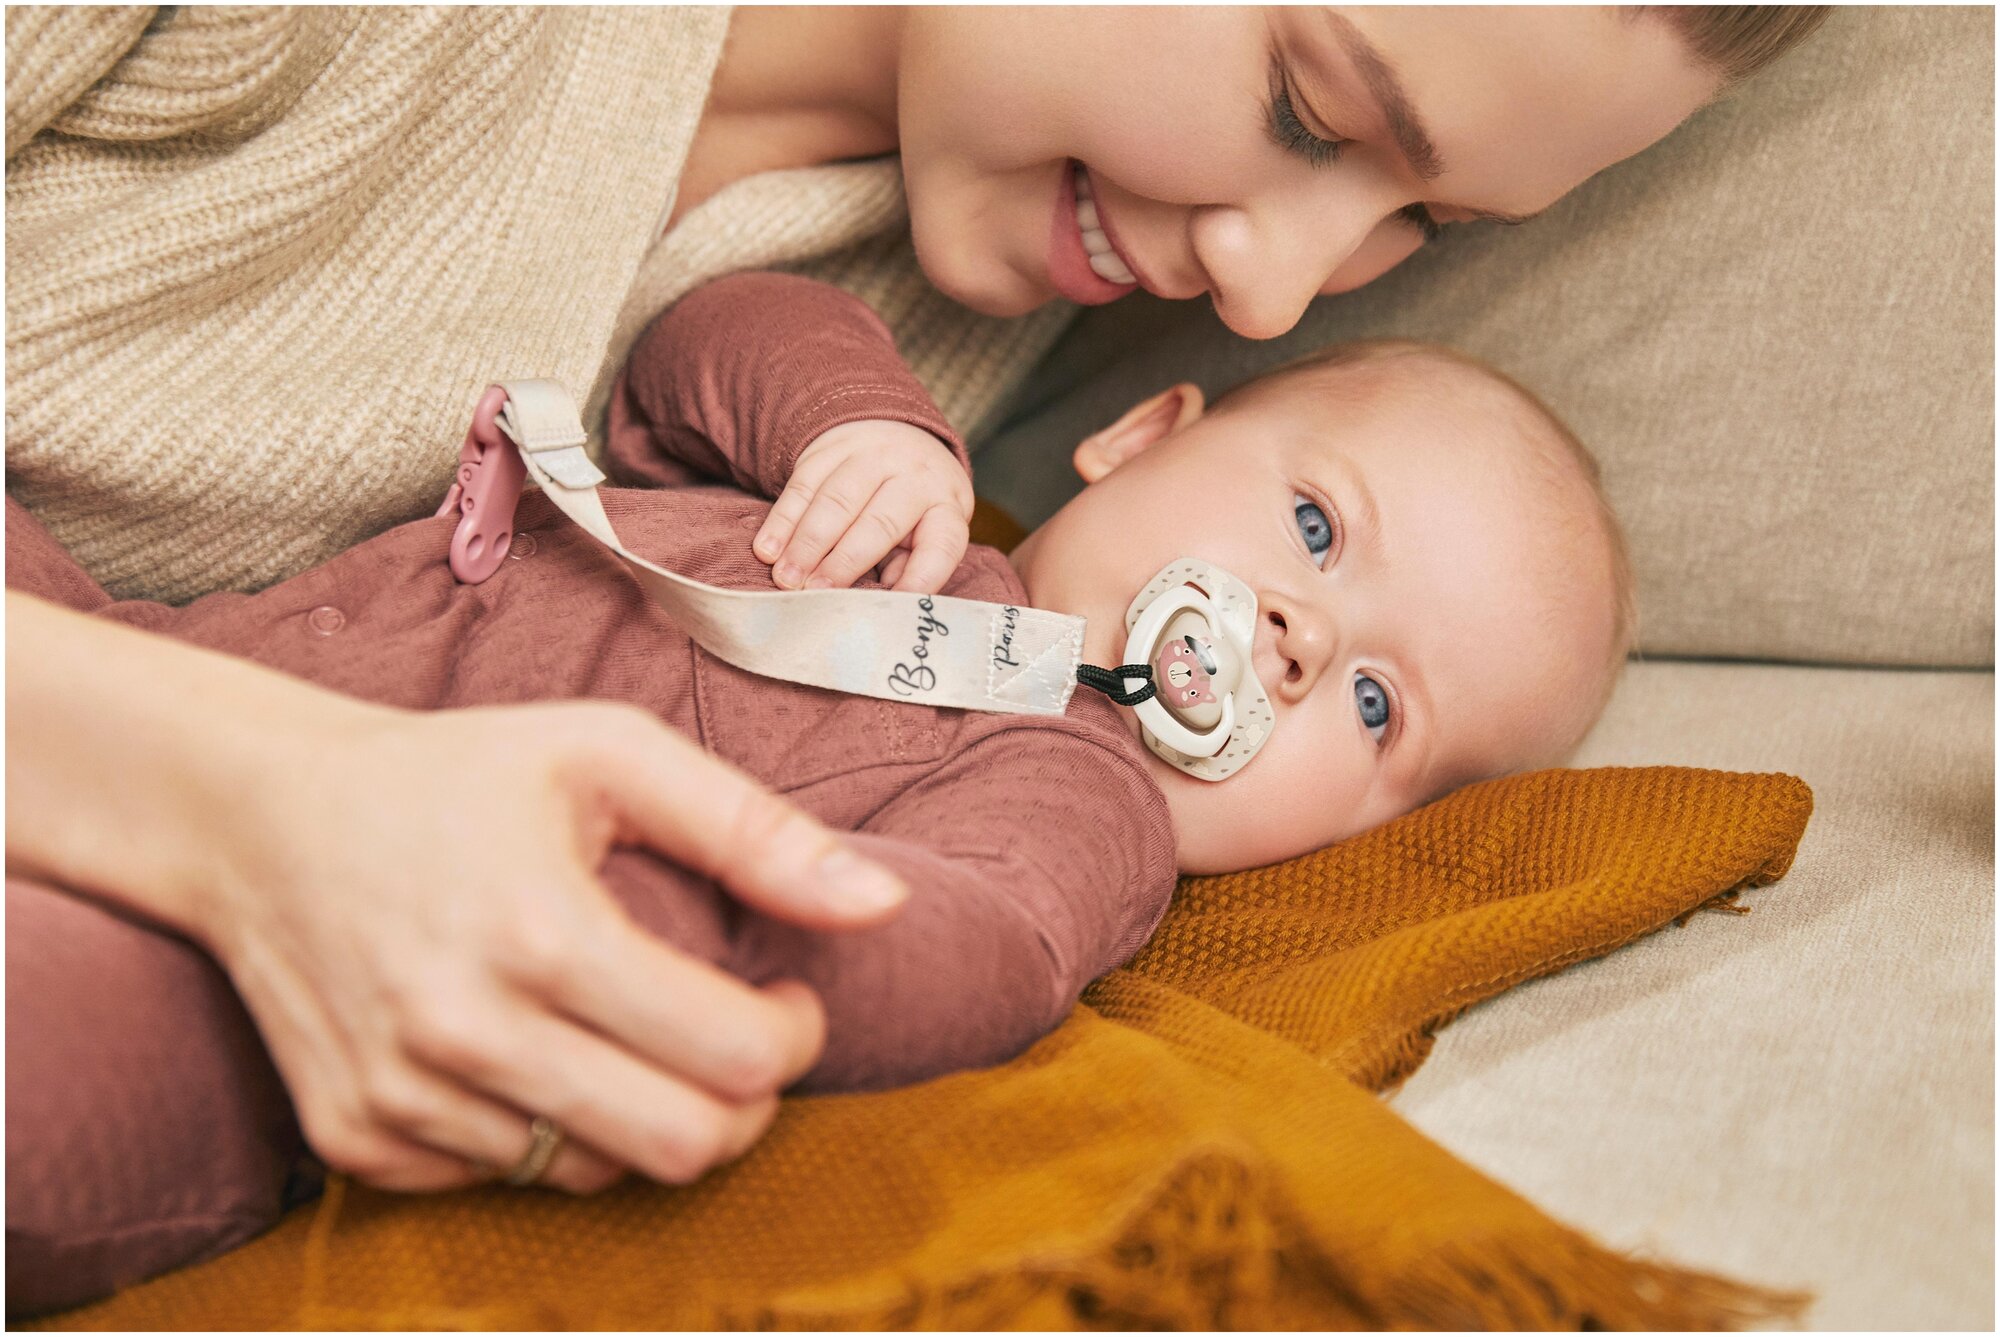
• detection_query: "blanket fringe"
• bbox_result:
[1381,1232,1811,1331]
[736,1151,1810,1332]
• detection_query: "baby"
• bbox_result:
[5,272,1629,1093]
[1002,336,1630,877]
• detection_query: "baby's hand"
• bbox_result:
[754,419,973,594]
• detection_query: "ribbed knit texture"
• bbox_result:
[5,6,1074,602]
[31,766,1817,1331]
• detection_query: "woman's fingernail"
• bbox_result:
[754,534,777,559]
[775,563,800,587]
[817,847,905,912]
[806,575,833,590]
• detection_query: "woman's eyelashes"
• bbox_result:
[1263,54,1445,245]
[1398,204,1443,244]
[1354,673,1393,745]
[1292,493,1337,567]
[1266,59,1345,168]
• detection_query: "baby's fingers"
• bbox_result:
[771,464,887,590]
[806,483,931,590]
[876,547,912,589]
[755,471,826,568]
[888,505,970,594]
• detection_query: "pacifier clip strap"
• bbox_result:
[466,380,1085,718]
[1075,663,1156,707]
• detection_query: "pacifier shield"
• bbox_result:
[1120,558,1276,782]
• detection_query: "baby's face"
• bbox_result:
[1012,363,1618,873]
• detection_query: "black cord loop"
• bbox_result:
[1076,663,1157,707]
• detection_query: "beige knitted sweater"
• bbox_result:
[6,6,1073,602]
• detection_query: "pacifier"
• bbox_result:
[1075,558,1275,782]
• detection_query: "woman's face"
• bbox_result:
[895,6,1720,338]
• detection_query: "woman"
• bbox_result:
[5,5,1823,1311]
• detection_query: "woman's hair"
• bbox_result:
[1639,6,1832,85]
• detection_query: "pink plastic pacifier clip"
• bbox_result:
[436,384,527,585]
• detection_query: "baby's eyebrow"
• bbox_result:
[1327,454,1383,565]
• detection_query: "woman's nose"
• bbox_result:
[1189,190,1388,340]
[1258,594,1337,706]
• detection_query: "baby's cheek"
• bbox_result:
[1169,728,1369,873]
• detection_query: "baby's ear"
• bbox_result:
[1072,382,1205,483]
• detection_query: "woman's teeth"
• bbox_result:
[1073,166,1135,286]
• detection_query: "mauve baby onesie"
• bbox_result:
[6,272,1176,1312]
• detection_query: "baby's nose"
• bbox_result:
[1261,599,1335,704]
[1254,609,1289,686]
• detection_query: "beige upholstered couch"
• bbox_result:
[973,9,1994,1329]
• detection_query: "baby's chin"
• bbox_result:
[1148,761,1331,876]
[1169,807,1315,876]
[1011,537,1123,659]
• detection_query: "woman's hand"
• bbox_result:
[206,698,909,1193]
[754,419,974,594]
[7,594,908,1194]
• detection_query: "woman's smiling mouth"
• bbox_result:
[1047,159,1144,304]
[1071,163,1136,285]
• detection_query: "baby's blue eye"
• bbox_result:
[1355,673,1392,743]
[1293,494,1335,567]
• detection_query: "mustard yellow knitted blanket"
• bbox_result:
[35,766,1815,1331]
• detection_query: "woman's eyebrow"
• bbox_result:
[1321,11,1444,181]
[1318,13,1545,227]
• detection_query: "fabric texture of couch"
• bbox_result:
[976,6,1994,1329]
[1398,660,1991,1330]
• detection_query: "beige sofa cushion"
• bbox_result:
[976,6,1993,669]
[1394,660,1994,1330]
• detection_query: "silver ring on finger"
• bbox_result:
[503,1115,565,1187]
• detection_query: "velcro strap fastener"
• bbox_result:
[496,378,605,490]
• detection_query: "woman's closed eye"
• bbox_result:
[1293,493,1337,567]
[1265,54,1441,244]
[1266,57,1345,168]
[1355,673,1393,745]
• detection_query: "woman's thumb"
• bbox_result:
[582,711,908,929]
